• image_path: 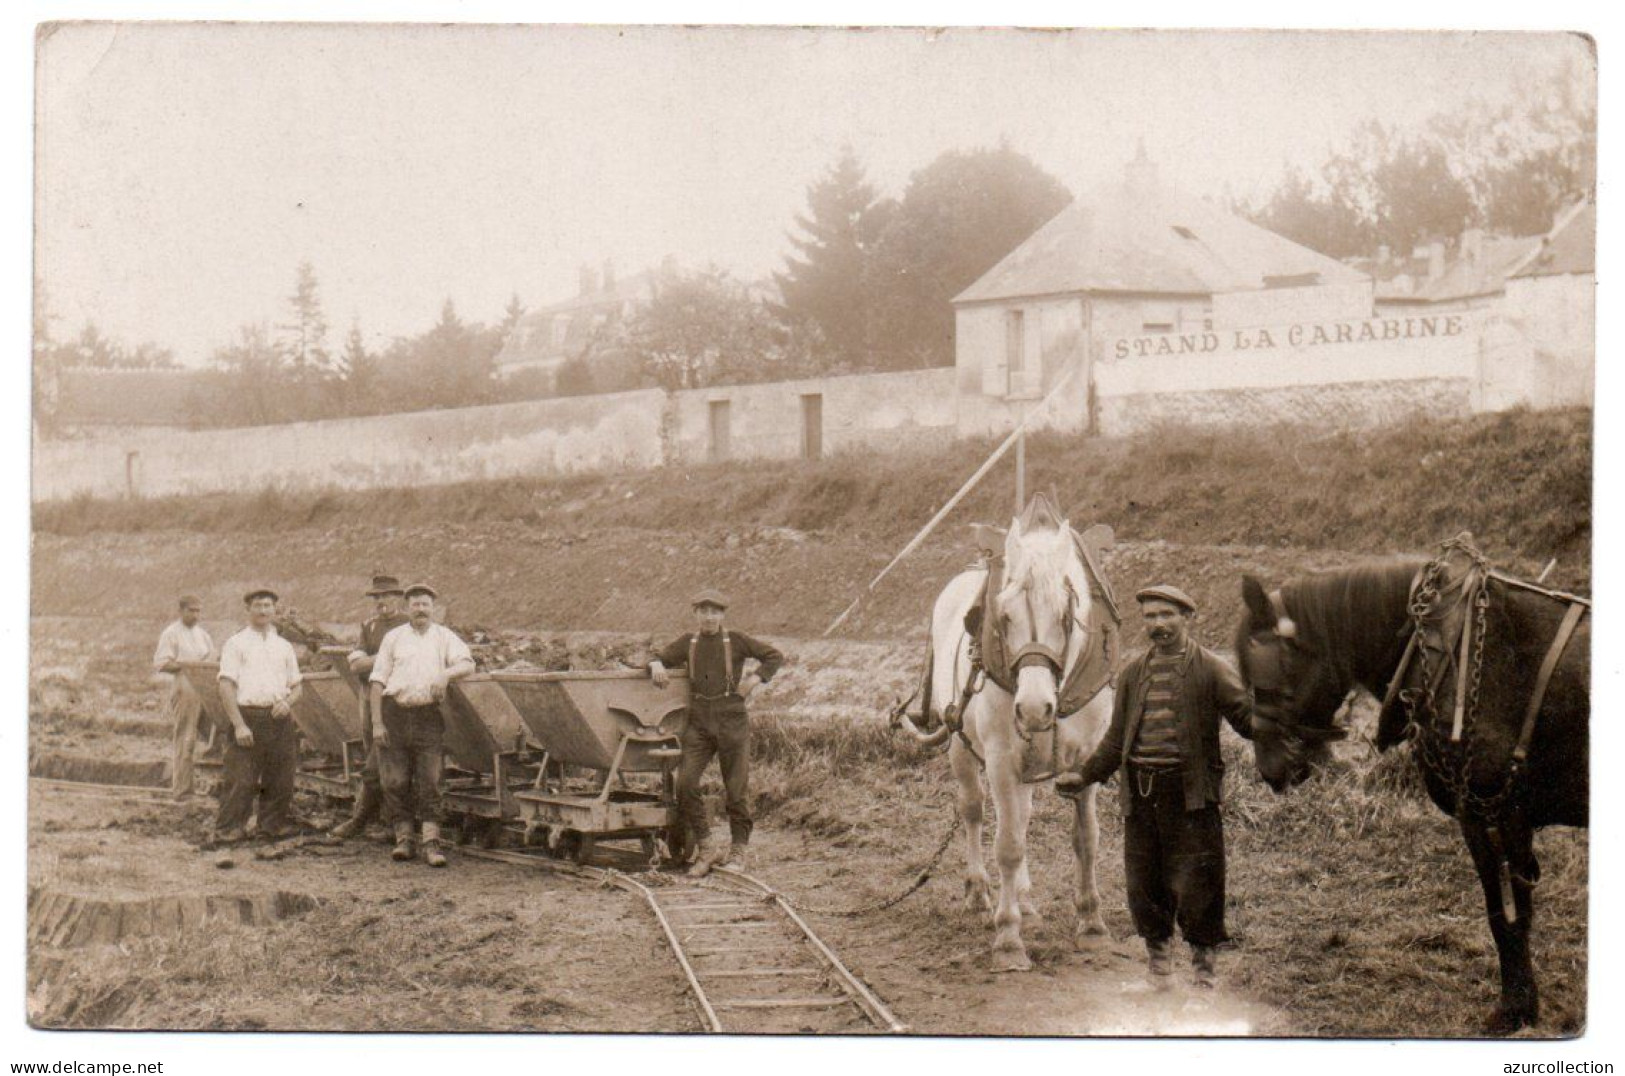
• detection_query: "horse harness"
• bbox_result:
[1389,536,1588,821]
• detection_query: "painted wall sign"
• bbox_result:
[1111,314,1468,360]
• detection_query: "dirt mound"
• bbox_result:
[29,887,319,948]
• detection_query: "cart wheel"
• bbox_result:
[454,814,474,846]
[573,836,596,865]
[481,819,505,849]
[523,822,550,849]
[554,830,582,862]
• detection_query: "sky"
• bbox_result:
[35,25,1593,366]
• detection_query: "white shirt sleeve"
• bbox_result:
[218,634,242,683]
[284,640,302,689]
[153,624,177,672]
[370,630,396,686]
[201,628,216,660]
[444,628,473,668]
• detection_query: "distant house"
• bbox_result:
[494,259,678,390]
[952,148,1372,433]
[1345,230,1544,314]
[1497,200,1595,407]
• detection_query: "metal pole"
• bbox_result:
[1015,416,1026,513]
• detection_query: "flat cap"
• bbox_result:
[366,574,405,596]
[243,586,279,605]
[1135,584,1197,614]
[403,582,439,600]
[690,587,729,610]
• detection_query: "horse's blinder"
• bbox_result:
[1245,626,1350,747]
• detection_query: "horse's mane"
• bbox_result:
[999,509,1090,624]
[1272,559,1423,687]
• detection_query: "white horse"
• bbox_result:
[911,500,1114,971]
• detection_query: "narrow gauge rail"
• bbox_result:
[461,843,907,1034]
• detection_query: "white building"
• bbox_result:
[952,150,1374,435]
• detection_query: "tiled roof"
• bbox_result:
[1512,202,1594,279]
[1350,234,1544,303]
[954,174,1366,305]
[495,267,668,371]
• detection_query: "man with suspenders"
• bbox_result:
[649,588,784,876]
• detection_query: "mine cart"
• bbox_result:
[491,670,690,866]
[179,660,363,796]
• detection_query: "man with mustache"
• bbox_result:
[330,575,409,839]
[370,583,475,867]
[1056,584,1254,989]
[215,587,304,841]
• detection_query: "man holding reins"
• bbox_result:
[1057,584,1255,988]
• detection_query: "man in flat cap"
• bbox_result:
[1057,584,1254,989]
[331,575,409,839]
[649,588,784,876]
[370,583,475,867]
[153,594,216,798]
[215,587,304,841]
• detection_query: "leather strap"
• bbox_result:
[1514,601,1586,765]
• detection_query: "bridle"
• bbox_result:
[999,575,1085,743]
[1245,588,1350,761]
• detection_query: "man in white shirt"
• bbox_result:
[216,587,304,842]
[153,594,215,798]
[370,583,475,867]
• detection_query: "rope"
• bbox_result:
[773,806,963,918]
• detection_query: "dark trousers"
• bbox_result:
[378,698,444,826]
[215,707,298,834]
[358,701,381,794]
[678,700,752,846]
[1123,766,1229,948]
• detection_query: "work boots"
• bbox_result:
[331,784,381,839]
[391,821,416,862]
[687,838,717,877]
[1191,945,1218,989]
[719,843,748,872]
[422,822,448,869]
[1146,938,1174,982]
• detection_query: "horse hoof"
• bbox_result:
[964,881,993,915]
[1484,1004,1538,1035]
[1073,923,1112,949]
[991,949,1033,973]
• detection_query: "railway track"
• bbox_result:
[460,844,907,1034]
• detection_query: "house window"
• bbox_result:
[1005,310,1025,390]
[1141,302,1176,334]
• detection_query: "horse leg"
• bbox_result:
[1071,782,1110,945]
[1460,815,1540,1032]
[988,763,1032,972]
[1013,784,1040,921]
[951,740,993,916]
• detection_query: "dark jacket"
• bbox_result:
[1076,642,1254,814]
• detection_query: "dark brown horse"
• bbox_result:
[1235,550,1588,1033]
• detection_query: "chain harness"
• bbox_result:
[1397,534,1586,822]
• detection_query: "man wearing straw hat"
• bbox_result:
[370,583,475,868]
[331,574,409,839]
[649,587,783,876]
[216,586,304,842]
[1057,583,1254,989]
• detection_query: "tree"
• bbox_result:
[281,260,332,379]
[336,318,378,412]
[210,323,288,426]
[865,144,1071,368]
[773,147,888,365]
[499,292,526,345]
[1368,135,1476,254]
[619,268,784,391]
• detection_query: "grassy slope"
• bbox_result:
[36,409,1592,585]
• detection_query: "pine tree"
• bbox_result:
[282,260,332,378]
[773,147,886,365]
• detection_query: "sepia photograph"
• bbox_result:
[20,13,1602,1056]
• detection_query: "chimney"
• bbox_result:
[578,264,598,298]
[1427,241,1445,282]
[1124,138,1158,190]
[1461,228,1484,268]
[601,259,615,294]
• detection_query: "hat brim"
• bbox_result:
[243,590,279,604]
[366,588,406,597]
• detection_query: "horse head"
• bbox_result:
[1237,575,1348,792]
[997,495,1090,741]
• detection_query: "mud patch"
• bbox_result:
[28,886,319,948]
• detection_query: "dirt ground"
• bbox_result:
[27,524,1589,1037]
